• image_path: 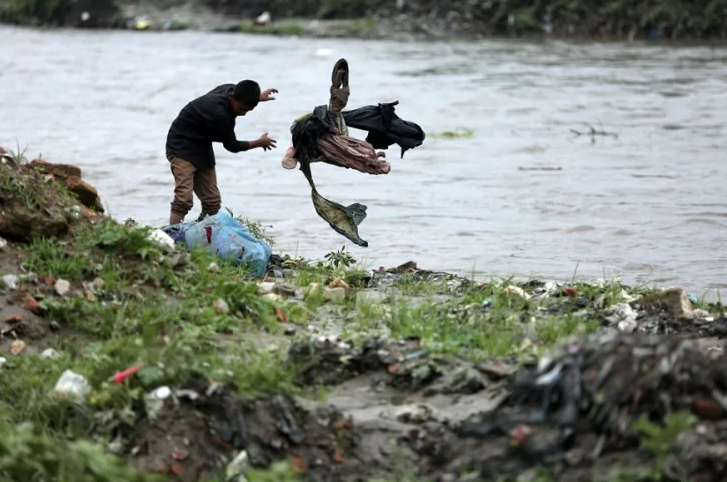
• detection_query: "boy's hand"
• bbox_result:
[257,132,277,151]
[259,88,278,102]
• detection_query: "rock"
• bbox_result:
[226,450,250,481]
[637,287,694,320]
[0,236,7,250]
[324,287,346,303]
[23,295,40,314]
[329,277,351,289]
[10,339,26,356]
[357,289,388,305]
[0,274,19,291]
[273,283,297,297]
[305,283,323,297]
[213,298,230,315]
[2,314,22,324]
[29,159,82,179]
[693,397,724,420]
[64,176,104,213]
[605,303,638,333]
[54,278,71,297]
[50,321,61,331]
[284,326,297,336]
[263,293,283,302]
[257,282,276,295]
[693,309,711,319]
[562,286,578,298]
[504,285,531,300]
[41,348,61,360]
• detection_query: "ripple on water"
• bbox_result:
[1,27,725,298]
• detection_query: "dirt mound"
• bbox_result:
[282,332,727,481]
[0,152,103,242]
[127,377,369,482]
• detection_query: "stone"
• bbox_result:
[64,176,104,213]
[41,348,61,360]
[0,236,7,250]
[10,339,26,356]
[273,282,297,297]
[328,277,351,289]
[263,293,283,302]
[257,282,275,295]
[54,278,71,297]
[693,309,711,319]
[356,289,388,305]
[605,303,638,333]
[23,295,40,314]
[213,298,230,315]
[29,159,82,179]
[0,274,19,291]
[637,287,694,320]
[324,287,346,303]
[504,285,531,300]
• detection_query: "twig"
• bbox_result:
[570,122,619,144]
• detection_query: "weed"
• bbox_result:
[430,128,475,139]
[225,207,275,247]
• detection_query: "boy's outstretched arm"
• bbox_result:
[259,88,278,102]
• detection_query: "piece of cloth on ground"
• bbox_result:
[161,211,271,276]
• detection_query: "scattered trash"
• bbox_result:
[54,278,71,297]
[112,363,145,384]
[605,303,638,333]
[150,386,172,400]
[1,274,19,291]
[54,370,91,401]
[146,229,175,253]
[162,211,271,276]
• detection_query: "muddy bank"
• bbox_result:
[4,0,727,42]
[2,146,727,481]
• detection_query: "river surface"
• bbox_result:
[2,26,727,296]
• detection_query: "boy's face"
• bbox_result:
[229,93,255,116]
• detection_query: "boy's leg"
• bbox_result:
[167,153,196,225]
[194,167,222,220]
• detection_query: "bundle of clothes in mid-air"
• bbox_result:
[282,58,426,247]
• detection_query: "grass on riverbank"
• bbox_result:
[1,155,724,481]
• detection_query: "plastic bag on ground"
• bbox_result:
[162,211,271,276]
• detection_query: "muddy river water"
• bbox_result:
[2,26,726,296]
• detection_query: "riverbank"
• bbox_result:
[4,0,727,43]
[2,145,727,481]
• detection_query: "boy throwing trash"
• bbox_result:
[165,80,278,225]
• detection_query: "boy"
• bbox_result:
[165,80,278,225]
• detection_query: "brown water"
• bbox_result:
[2,26,726,296]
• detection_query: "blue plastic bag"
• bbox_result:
[162,211,271,276]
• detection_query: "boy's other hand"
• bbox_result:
[260,88,278,102]
[258,132,277,151]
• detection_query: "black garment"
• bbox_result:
[342,101,426,159]
[165,84,250,170]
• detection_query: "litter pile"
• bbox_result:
[281,332,727,482]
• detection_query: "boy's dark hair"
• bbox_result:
[233,80,260,108]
